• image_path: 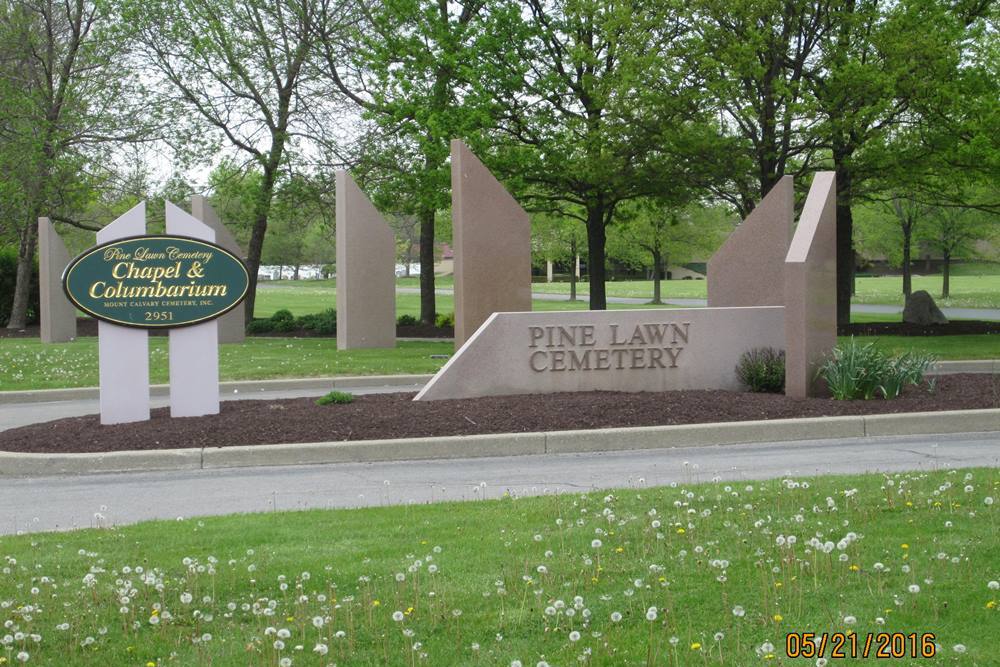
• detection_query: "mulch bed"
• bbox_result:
[1,374,996,454]
[0,318,453,339]
[839,320,1000,336]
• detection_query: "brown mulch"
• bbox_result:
[0,318,453,339]
[1,374,997,454]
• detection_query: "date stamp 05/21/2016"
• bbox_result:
[785,632,937,660]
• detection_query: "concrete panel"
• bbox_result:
[708,176,793,307]
[784,172,837,398]
[864,409,1000,437]
[165,201,220,418]
[0,449,202,477]
[191,195,245,343]
[544,416,866,454]
[451,139,532,347]
[202,432,546,469]
[39,217,77,342]
[97,202,150,425]
[415,306,785,401]
[336,171,396,349]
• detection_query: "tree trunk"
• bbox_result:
[569,238,577,301]
[651,250,663,305]
[6,222,38,329]
[293,264,300,280]
[418,206,436,325]
[942,252,951,298]
[901,223,912,297]
[243,164,280,322]
[585,205,607,310]
[834,159,854,328]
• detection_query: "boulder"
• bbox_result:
[903,290,948,325]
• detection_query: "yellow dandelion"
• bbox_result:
[773,614,783,622]
[615,547,624,554]
[286,616,294,622]
[677,528,686,534]
[987,600,996,609]
[691,642,702,650]
[849,565,860,572]
[901,544,909,549]
[775,582,783,588]
[372,600,380,607]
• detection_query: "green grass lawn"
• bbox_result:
[256,270,1000,318]
[0,339,452,391]
[0,468,995,665]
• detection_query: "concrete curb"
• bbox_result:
[0,374,435,404]
[928,360,999,375]
[2,408,997,477]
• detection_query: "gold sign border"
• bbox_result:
[62,234,251,330]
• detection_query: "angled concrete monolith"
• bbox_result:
[336,171,396,349]
[166,201,220,418]
[707,176,793,307]
[38,217,76,342]
[451,139,531,347]
[191,196,245,343]
[784,172,837,398]
[97,202,150,425]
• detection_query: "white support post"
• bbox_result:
[166,202,220,417]
[97,203,150,425]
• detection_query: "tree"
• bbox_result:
[920,204,998,297]
[532,213,586,301]
[609,202,732,304]
[121,0,327,321]
[318,0,491,325]
[0,0,152,328]
[492,0,726,310]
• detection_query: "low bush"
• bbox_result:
[735,347,785,393]
[269,308,297,332]
[315,390,354,405]
[819,338,936,400]
[246,318,275,334]
[396,314,419,326]
[298,308,336,335]
[435,312,455,328]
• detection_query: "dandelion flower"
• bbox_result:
[392,611,404,622]
[569,631,581,642]
[610,611,622,623]
[988,581,999,591]
[953,644,967,654]
[646,607,657,621]
[909,584,921,594]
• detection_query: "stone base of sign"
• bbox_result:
[191,196,245,343]
[97,203,150,425]
[784,172,837,398]
[414,307,784,401]
[38,217,76,342]
[451,139,532,348]
[707,176,793,307]
[335,171,396,349]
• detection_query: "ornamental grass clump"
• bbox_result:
[735,347,785,393]
[820,338,936,400]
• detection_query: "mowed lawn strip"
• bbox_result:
[0,468,995,665]
[0,339,452,391]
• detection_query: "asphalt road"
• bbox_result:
[1,431,996,536]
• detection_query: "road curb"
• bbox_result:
[2,408,997,477]
[0,374,435,404]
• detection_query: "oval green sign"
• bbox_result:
[63,235,250,329]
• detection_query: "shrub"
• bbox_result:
[435,312,455,328]
[819,338,936,400]
[269,308,297,332]
[315,390,354,406]
[246,318,275,334]
[0,247,40,326]
[396,314,418,326]
[298,308,336,335]
[736,347,785,393]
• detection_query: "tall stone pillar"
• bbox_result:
[336,171,396,349]
[451,139,531,348]
[191,196,245,343]
[707,176,793,307]
[38,217,76,342]
[785,172,837,398]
